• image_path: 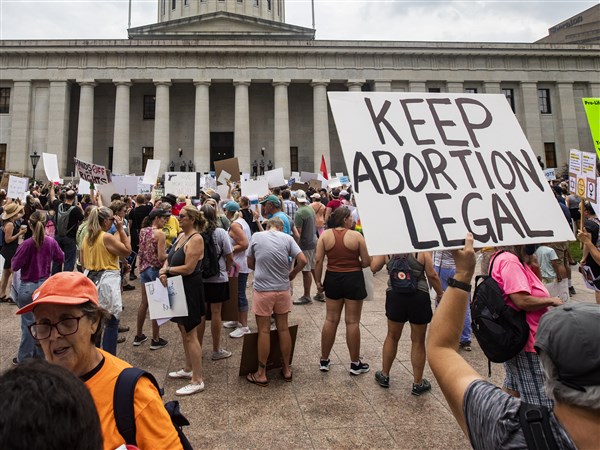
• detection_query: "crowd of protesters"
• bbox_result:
[0,174,598,450]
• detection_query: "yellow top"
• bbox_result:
[82,231,119,271]
[163,215,181,248]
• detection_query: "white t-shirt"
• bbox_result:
[230,217,252,274]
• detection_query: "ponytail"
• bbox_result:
[29,210,47,249]
[86,206,112,247]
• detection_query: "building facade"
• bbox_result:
[0,0,598,179]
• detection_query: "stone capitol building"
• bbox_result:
[0,1,598,179]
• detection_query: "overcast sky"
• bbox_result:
[0,0,597,42]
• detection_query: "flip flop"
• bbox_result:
[0,296,8,303]
[281,369,293,382]
[246,372,269,387]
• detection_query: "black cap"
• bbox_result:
[148,208,170,221]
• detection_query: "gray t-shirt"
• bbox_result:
[203,227,234,284]
[294,204,317,250]
[247,230,301,292]
[463,380,576,450]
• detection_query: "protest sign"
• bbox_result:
[569,149,582,195]
[241,172,250,181]
[328,92,574,255]
[214,157,240,183]
[291,171,300,180]
[543,168,556,182]
[336,172,344,178]
[78,179,91,195]
[75,158,111,185]
[97,183,116,206]
[582,98,600,158]
[308,179,322,191]
[137,176,153,194]
[327,177,342,189]
[145,275,188,320]
[239,325,298,376]
[241,179,269,198]
[339,175,351,185]
[142,159,160,185]
[111,175,139,195]
[300,171,317,183]
[291,182,308,191]
[42,153,62,183]
[265,168,286,188]
[164,172,199,197]
[216,184,230,201]
[217,170,231,185]
[7,175,28,200]
[581,151,597,202]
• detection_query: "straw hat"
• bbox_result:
[1,203,24,221]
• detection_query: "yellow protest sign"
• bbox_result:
[582,98,600,158]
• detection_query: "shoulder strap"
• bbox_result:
[519,402,560,450]
[488,250,505,275]
[114,367,162,446]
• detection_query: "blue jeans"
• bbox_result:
[16,279,46,362]
[140,266,160,284]
[238,272,249,312]
[436,266,472,345]
[102,315,119,356]
[52,236,77,274]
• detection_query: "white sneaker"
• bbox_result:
[175,382,205,396]
[270,323,277,331]
[168,369,193,379]
[212,349,233,360]
[223,321,241,329]
[229,326,251,338]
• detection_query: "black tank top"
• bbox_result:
[167,233,202,275]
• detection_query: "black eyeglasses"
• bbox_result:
[28,316,86,340]
[178,214,188,219]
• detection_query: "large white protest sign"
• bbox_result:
[7,175,28,200]
[145,275,188,320]
[112,175,139,195]
[75,158,110,185]
[164,172,198,197]
[42,153,62,183]
[241,179,269,198]
[328,92,574,255]
[78,179,91,195]
[265,168,286,188]
[142,159,161,185]
[137,177,153,194]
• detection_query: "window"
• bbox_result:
[0,144,6,170]
[142,147,154,171]
[538,89,551,114]
[108,147,113,172]
[0,88,10,114]
[267,0,271,10]
[428,88,441,93]
[253,0,259,6]
[544,143,556,168]
[184,0,189,5]
[290,147,298,172]
[172,0,176,10]
[143,95,156,120]
[465,88,477,94]
[502,88,515,113]
[162,0,166,15]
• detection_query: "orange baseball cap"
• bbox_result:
[16,272,98,315]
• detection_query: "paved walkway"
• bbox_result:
[0,264,595,449]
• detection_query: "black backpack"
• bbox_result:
[471,251,529,364]
[56,203,76,237]
[114,367,193,450]
[200,230,221,279]
[519,403,559,450]
[389,254,418,293]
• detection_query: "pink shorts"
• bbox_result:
[252,290,292,316]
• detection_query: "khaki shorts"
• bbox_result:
[252,289,292,317]
[547,241,568,266]
[302,249,316,272]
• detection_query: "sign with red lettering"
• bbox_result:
[328,92,575,255]
[74,158,111,185]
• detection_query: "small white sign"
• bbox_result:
[142,159,161,185]
[164,172,198,197]
[111,175,139,196]
[145,275,189,320]
[543,168,556,181]
[42,153,61,183]
[217,170,231,185]
[7,175,28,200]
[265,167,286,188]
[241,179,269,198]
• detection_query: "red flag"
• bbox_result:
[320,155,329,180]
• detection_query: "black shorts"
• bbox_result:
[323,270,367,301]
[203,281,230,304]
[385,289,432,324]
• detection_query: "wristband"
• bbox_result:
[447,277,471,293]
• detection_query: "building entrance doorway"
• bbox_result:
[210,132,234,171]
[142,147,154,171]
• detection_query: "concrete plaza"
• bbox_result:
[0,263,595,449]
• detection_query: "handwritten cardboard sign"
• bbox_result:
[328,92,574,255]
[75,158,111,185]
[7,175,28,200]
[145,275,188,320]
[214,157,240,183]
[238,325,298,376]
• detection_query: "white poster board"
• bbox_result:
[241,179,269,198]
[145,275,189,320]
[328,92,575,255]
[7,175,28,200]
[265,168,286,188]
[300,171,318,183]
[142,159,161,185]
[581,151,597,202]
[74,158,110,185]
[543,168,556,182]
[137,176,153,194]
[42,153,62,183]
[78,179,91,195]
[164,172,198,197]
[111,175,139,196]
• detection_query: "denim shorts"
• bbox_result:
[141,267,160,284]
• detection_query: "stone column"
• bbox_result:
[373,80,392,92]
[312,81,330,172]
[193,81,211,174]
[8,81,32,173]
[556,82,580,156]
[589,82,600,98]
[483,82,501,93]
[409,81,427,92]
[346,81,364,92]
[113,81,131,175]
[154,81,171,173]
[273,81,291,176]
[76,81,96,163]
[234,81,251,174]
[446,81,464,93]
[47,81,71,176]
[519,82,544,157]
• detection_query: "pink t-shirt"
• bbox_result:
[491,251,550,353]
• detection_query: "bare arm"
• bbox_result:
[155,230,168,264]
[423,252,444,298]
[509,292,562,311]
[357,233,371,268]
[247,255,255,271]
[289,251,307,281]
[426,233,482,437]
[579,230,600,267]
[314,234,326,292]
[324,206,332,224]
[3,222,25,244]
[291,224,300,243]
[229,222,249,253]
[225,252,233,273]
[103,217,132,257]
[370,255,386,273]
[160,234,203,278]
